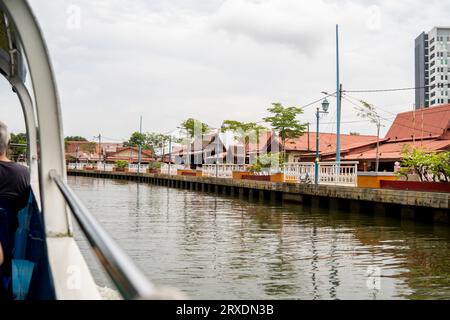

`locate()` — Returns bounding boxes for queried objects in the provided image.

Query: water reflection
[69,176,450,300]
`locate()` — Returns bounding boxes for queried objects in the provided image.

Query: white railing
[283,162,358,186]
[67,162,145,172]
[202,164,249,178]
[67,161,359,187]
[318,162,358,186]
[102,164,115,172]
[283,162,315,183]
[128,164,149,173]
[67,163,86,170]
[161,164,185,175]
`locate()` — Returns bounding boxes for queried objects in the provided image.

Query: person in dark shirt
[0,121,30,301]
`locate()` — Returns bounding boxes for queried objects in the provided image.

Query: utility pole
[138,116,142,175]
[168,135,172,175]
[375,123,380,173]
[307,123,310,152]
[186,129,190,169]
[161,136,165,164]
[336,24,342,165]
[93,133,102,169]
[216,130,220,178]
[413,107,416,144]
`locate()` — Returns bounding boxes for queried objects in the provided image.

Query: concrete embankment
[67,169,450,225]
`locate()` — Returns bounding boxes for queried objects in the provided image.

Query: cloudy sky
[1,0,449,141]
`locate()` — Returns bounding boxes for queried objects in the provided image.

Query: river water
[68,176,450,300]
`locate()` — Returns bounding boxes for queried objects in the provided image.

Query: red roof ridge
[395,104,450,116]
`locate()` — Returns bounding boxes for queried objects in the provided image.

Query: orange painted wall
[357,175,398,188]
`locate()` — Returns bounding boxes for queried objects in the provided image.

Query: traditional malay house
[105,147,155,164]
[341,104,450,171]
[172,134,227,169]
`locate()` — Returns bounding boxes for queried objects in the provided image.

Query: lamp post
[138,116,142,175]
[315,98,330,185]
[76,146,79,168]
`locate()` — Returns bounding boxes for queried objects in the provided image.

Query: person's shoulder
[6,162,30,177]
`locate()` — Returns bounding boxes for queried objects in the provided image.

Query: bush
[398,145,450,182]
[114,160,129,169]
[148,161,162,169]
[247,153,284,174]
[248,163,262,173]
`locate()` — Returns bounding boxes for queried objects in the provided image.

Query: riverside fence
[67,161,359,187]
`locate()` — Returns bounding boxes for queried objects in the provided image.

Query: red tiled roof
[108,146,154,157]
[385,104,450,141]
[247,131,378,153]
[65,141,123,154]
[343,138,450,161]
[284,132,378,153]
[246,131,274,153]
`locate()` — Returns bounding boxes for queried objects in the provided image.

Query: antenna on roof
[413,104,416,145]
[421,110,424,146]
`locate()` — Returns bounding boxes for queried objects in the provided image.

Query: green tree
[124,132,150,150]
[64,136,87,142]
[428,152,450,182]
[398,145,450,182]
[146,133,171,155]
[9,133,27,161]
[64,136,87,151]
[263,103,307,160]
[80,142,97,155]
[355,100,384,172]
[179,118,211,138]
[221,120,267,145]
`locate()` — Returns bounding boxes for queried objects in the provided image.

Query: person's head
[0,121,11,157]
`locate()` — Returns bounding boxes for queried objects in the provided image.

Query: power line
[344,86,421,93]
[342,96,443,136]
[344,94,448,132]
[343,93,409,117]
[301,92,337,110]
[343,84,450,93]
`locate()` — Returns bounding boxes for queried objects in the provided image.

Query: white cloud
[1,0,449,140]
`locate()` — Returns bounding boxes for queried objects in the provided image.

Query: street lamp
[76,146,79,167]
[315,98,330,185]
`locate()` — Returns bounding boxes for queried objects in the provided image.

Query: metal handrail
[49,170,156,300]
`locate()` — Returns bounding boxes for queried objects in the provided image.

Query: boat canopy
[0,0,162,300]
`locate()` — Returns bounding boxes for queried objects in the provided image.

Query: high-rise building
[415,27,450,109]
